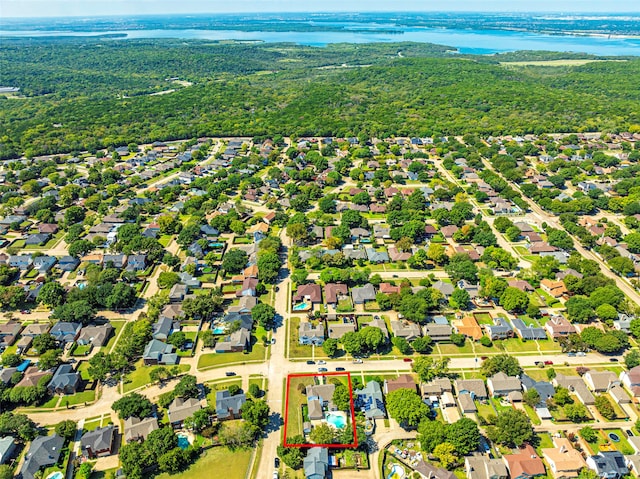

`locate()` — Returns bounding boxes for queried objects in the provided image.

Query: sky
[2,0,639,18]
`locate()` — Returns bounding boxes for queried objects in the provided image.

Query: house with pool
[304,383,350,439]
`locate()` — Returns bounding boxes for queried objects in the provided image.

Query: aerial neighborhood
[1,131,640,479]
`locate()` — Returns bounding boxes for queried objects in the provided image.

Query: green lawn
[63,388,96,406]
[197,344,266,369]
[104,320,126,352]
[285,376,315,439]
[158,235,173,247]
[503,338,538,353]
[287,316,328,359]
[72,344,92,357]
[156,446,253,479]
[438,342,473,355]
[522,404,542,425]
[123,360,191,393]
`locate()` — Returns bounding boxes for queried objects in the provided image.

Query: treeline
[1,40,640,158]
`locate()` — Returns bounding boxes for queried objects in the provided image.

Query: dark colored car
[306,360,316,365]
[225,372,236,377]
[610,358,619,362]
[403,358,413,362]
[335,367,345,372]
[275,458,280,468]
[318,367,328,373]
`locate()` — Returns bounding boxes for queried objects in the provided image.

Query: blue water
[293,302,309,311]
[16,359,31,372]
[46,472,64,479]
[77,282,87,290]
[388,465,405,479]
[212,326,225,334]
[325,412,346,429]
[1,26,639,56]
[177,434,190,449]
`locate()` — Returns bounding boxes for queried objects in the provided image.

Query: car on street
[335,367,345,371]
[577,352,586,357]
[317,360,326,365]
[628,430,635,437]
[610,358,619,362]
[544,360,553,365]
[273,471,279,479]
[567,352,576,357]
[480,356,488,360]
[403,358,413,362]
[306,360,316,365]
[274,458,280,468]
[20,309,31,314]
[271,338,276,345]
[225,372,236,377]
[353,359,363,364]
[318,368,328,372]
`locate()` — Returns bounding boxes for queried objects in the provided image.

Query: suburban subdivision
[0,130,639,479]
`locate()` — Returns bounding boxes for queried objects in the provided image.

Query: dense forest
[1,39,639,158]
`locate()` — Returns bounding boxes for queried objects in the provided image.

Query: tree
[500,287,529,312]
[157,271,180,289]
[184,408,211,432]
[446,417,480,455]
[249,383,261,398]
[1,353,21,368]
[55,419,77,440]
[38,349,61,370]
[252,303,276,330]
[595,395,616,420]
[547,228,574,250]
[0,412,37,441]
[386,388,429,428]
[580,426,598,442]
[158,448,190,474]
[38,281,66,307]
[445,254,478,283]
[68,239,94,258]
[174,375,199,399]
[32,333,57,354]
[0,465,14,479]
[257,251,281,284]
[433,442,457,470]
[341,332,364,356]
[332,384,351,411]
[322,338,338,357]
[412,357,450,383]
[228,384,241,396]
[486,409,533,447]
[418,419,446,453]
[631,319,640,339]
[359,326,385,352]
[450,333,466,346]
[626,350,640,369]
[566,296,596,323]
[51,300,95,325]
[241,399,270,430]
[523,388,540,408]
[554,386,574,406]
[112,393,153,419]
[277,445,304,469]
[412,336,433,354]
[222,248,248,274]
[449,288,470,310]
[595,304,618,322]
[565,403,590,423]
[310,423,335,444]
[426,243,447,265]
[480,354,522,377]
[392,337,412,355]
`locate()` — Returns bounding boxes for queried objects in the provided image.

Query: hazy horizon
[3,0,640,19]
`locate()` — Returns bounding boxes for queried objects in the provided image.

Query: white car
[273,471,279,479]
[317,360,326,365]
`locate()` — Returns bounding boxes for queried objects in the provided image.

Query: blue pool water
[177,434,190,449]
[325,412,346,429]
[46,472,64,479]
[77,282,87,290]
[387,464,405,479]
[212,326,225,334]
[293,302,309,311]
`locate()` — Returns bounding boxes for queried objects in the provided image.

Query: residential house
[352,283,376,304]
[545,316,576,339]
[33,255,57,273]
[19,434,65,479]
[520,375,555,404]
[487,372,522,397]
[57,256,80,271]
[142,339,178,365]
[228,296,258,314]
[16,367,51,388]
[586,452,629,479]
[81,426,116,458]
[215,328,251,353]
[21,323,50,337]
[328,323,356,340]
[293,284,322,304]
[77,323,113,347]
[423,324,453,342]
[433,280,455,298]
[609,384,630,405]
[485,318,514,340]
[304,447,329,479]
[0,437,15,465]
[355,381,386,419]
[216,390,247,420]
[152,316,177,341]
[364,318,389,338]
[453,316,483,341]
[299,322,325,346]
[415,460,457,479]
[583,371,619,392]
[511,319,547,340]
[103,254,127,269]
[620,366,640,397]
[324,283,348,306]
[9,255,32,270]
[458,394,477,414]
[540,279,568,298]
[390,320,422,341]
[388,246,411,262]
[236,277,258,297]
[465,455,509,479]
[553,374,595,405]
[169,283,188,302]
[454,379,488,399]
[366,248,389,264]
[126,254,147,272]
[0,320,22,347]
[25,233,50,246]
[384,374,417,394]
[507,280,535,293]
[503,445,546,479]
[124,416,159,443]
[167,397,203,427]
[542,438,587,479]
[458,280,480,299]
[48,364,81,395]
[49,321,81,343]
[421,378,453,400]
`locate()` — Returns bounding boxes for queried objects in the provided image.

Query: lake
[1,25,639,56]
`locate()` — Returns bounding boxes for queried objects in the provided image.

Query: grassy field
[123,360,191,392]
[285,376,315,439]
[197,343,266,369]
[287,316,329,359]
[156,446,253,479]
[104,320,126,352]
[64,388,97,406]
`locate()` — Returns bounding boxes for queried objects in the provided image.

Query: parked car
[273,471,279,479]
[544,360,553,365]
[318,368,328,373]
[271,338,276,345]
[628,430,635,437]
[274,458,280,468]
[335,367,345,371]
[306,360,316,365]
[403,358,413,362]
[225,372,236,377]
[353,359,363,364]
[610,358,619,362]
[577,351,586,357]
[567,352,576,357]
[20,309,31,314]
[317,360,326,365]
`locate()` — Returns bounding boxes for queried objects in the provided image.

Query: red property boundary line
[283,372,358,449]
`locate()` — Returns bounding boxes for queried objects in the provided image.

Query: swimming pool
[293,302,309,311]
[212,326,226,334]
[77,281,87,290]
[177,433,190,449]
[387,464,405,479]
[46,472,64,479]
[325,412,346,429]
